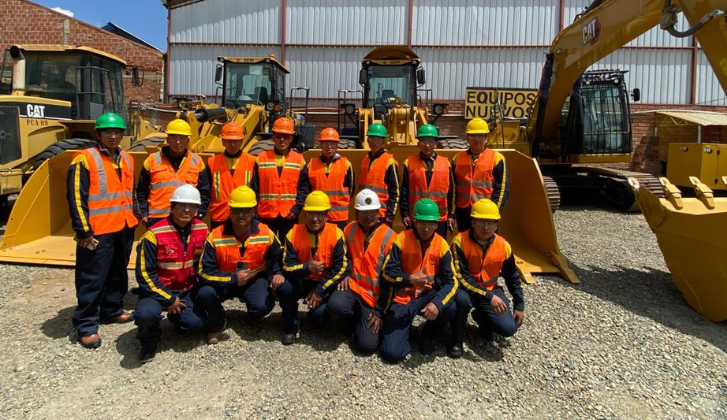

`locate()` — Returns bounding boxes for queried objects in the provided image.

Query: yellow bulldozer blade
[629,176,727,322]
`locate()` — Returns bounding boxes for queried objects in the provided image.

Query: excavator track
[543,176,561,213]
[579,167,665,211]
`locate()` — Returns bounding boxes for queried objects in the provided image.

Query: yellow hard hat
[470,198,500,220]
[466,118,490,134]
[303,190,331,212]
[166,119,192,136]
[229,186,257,208]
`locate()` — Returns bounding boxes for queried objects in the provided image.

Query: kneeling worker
[134,184,209,363]
[380,198,458,362]
[450,198,524,357]
[197,186,284,343]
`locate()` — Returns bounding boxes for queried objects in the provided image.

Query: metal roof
[656,111,727,126]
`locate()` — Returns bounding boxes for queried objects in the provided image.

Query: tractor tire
[248,139,275,157]
[436,138,468,150]
[32,138,97,169]
[129,136,166,152]
[337,138,357,150]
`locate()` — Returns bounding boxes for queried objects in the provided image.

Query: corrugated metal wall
[167,0,725,106]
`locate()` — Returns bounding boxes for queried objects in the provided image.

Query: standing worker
[328,189,396,354]
[196,186,284,344]
[400,124,455,238]
[278,191,350,345]
[206,121,256,229]
[452,118,508,232]
[379,198,458,362]
[358,123,399,226]
[450,198,524,357]
[296,127,354,230]
[134,184,209,363]
[251,117,305,240]
[66,112,137,349]
[137,118,211,228]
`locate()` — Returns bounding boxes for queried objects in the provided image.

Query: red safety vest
[454,148,496,208]
[345,221,396,307]
[209,222,275,278]
[257,150,304,218]
[460,232,507,291]
[208,153,255,222]
[393,230,444,306]
[407,154,450,221]
[308,157,350,222]
[358,152,395,219]
[149,217,207,292]
[290,223,338,281]
[78,147,138,235]
[147,150,203,218]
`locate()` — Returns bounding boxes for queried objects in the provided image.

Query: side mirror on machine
[417,68,426,85]
[215,65,223,84]
[631,88,641,102]
[359,68,367,86]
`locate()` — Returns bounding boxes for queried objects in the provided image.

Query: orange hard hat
[319,127,340,142]
[272,117,295,135]
[221,122,244,140]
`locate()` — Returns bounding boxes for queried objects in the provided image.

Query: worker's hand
[384,218,393,228]
[269,274,285,290]
[142,216,148,224]
[309,259,325,276]
[285,212,297,221]
[409,269,428,286]
[421,302,439,321]
[513,310,524,328]
[490,294,507,315]
[402,216,411,228]
[236,269,250,286]
[77,236,96,250]
[165,296,187,315]
[448,218,456,231]
[307,290,323,310]
[367,312,383,334]
[338,276,351,291]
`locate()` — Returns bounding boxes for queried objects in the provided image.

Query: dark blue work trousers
[380,291,456,362]
[452,287,518,344]
[328,288,380,354]
[134,287,206,350]
[73,226,135,337]
[276,278,331,334]
[195,277,275,333]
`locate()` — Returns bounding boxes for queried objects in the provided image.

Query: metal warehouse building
[164,0,724,107]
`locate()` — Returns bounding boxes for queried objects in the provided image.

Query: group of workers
[66,111,524,364]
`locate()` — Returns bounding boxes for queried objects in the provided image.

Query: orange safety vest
[257,150,304,218]
[454,149,496,208]
[393,230,444,306]
[147,151,203,218]
[150,218,207,292]
[208,153,255,222]
[209,222,275,278]
[308,157,350,222]
[290,222,338,281]
[345,221,396,307]
[78,147,138,235]
[460,232,507,291]
[358,152,395,219]
[407,154,450,221]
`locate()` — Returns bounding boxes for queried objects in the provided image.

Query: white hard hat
[354,189,381,211]
[170,184,201,205]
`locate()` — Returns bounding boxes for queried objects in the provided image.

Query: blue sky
[34,0,168,51]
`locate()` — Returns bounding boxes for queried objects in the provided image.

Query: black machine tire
[543,176,561,213]
[336,138,357,150]
[436,138,468,149]
[129,136,166,152]
[248,139,275,157]
[32,138,97,169]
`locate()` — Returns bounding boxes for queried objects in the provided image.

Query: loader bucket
[629,177,727,322]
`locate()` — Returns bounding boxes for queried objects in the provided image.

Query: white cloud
[51,7,74,17]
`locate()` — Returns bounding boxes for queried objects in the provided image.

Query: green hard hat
[416,124,439,139]
[413,198,440,221]
[94,113,126,131]
[366,122,387,138]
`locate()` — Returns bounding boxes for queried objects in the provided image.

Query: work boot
[207,321,227,345]
[282,333,297,346]
[448,342,464,358]
[419,336,435,355]
[139,346,157,364]
[100,310,135,324]
[79,333,102,349]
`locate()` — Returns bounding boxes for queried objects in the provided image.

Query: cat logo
[26,104,45,118]
[582,17,601,46]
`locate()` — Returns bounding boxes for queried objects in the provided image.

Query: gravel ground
[0,207,725,419]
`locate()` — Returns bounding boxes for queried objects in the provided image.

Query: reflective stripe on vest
[81,147,138,234]
[257,150,303,218]
[309,157,350,222]
[150,218,207,292]
[407,155,450,221]
[394,230,444,306]
[358,152,394,219]
[210,222,274,276]
[345,222,396,307]
[461,232,507,291]
[208,153,255,222]
[290,223,338,281]
[148,151,203,218]
[454,149,496,208]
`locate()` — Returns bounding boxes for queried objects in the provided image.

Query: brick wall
[0,0,165,104]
